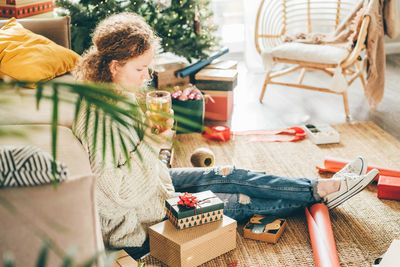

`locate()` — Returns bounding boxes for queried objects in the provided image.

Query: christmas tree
[55,0,219,61]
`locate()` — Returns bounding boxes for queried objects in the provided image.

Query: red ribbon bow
[177,192,198,208]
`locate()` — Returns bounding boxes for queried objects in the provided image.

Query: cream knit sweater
[73,92,175,248]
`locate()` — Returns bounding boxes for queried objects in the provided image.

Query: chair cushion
[263,42,349,65]
[0,18,80,82]
[0,146,68,187]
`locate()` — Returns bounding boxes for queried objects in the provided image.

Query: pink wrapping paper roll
[305,203,340,267]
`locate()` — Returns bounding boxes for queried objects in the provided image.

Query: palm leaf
[0,79,167,178]
[109,121,117,167]
[118,130,131,169]
[3,252,15,267]
[101,113,107,166]
[35,241,50,267]
[72,96,83,131]
[35,83,44,110]
[51,84,59,184]
[91,108,100,162]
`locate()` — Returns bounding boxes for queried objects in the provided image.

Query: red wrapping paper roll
[305,203,340,267]
[316,156,400,180]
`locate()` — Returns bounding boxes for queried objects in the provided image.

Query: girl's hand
[145,108,174,134]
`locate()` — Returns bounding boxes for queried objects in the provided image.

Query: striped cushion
[0,146,68,187]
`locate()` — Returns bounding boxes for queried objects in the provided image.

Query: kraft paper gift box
[201,90,233,121]
[377,176,400,200]
[243,214,287,244]
[152,54,190,89]
[149,215,237,267]
[165,190,224,230]
[112,250,138,267]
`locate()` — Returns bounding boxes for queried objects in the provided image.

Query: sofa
[0,17,104,266]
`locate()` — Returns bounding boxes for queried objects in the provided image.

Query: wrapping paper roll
[305,203,340,267]
[316,156,400,180]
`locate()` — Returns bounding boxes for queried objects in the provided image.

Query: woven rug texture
[143,121,400,267]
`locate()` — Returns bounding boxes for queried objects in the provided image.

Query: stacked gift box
[377,176,400,200]
[149,191,237,267]
[152,53,190,89]
[111,250,139,267]
[0,0,54,18]
[194,62,238,122]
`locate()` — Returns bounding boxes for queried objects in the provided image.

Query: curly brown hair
[73,12,159,83]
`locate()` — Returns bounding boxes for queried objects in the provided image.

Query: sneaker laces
[333,172,362,181]
[336,164,361,175]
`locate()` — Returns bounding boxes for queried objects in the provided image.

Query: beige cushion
[0,125,92,180]
[262,42,349,66]
[0,87,76,128]
[0,175,103,267]
[0,16,71,49]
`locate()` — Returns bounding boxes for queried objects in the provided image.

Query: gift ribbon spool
[202,125,231,142]
[191,147,215,167]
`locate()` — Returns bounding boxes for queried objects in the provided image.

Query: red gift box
[0,1,54,18]
[202,90,233,121]
[377,176,400,200]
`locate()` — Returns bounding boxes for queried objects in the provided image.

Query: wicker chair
[255,0,370,118]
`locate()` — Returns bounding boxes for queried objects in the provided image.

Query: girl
[73,12,378,249]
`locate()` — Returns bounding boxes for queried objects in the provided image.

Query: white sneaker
[324,169,379,209]
[333,156,367,178]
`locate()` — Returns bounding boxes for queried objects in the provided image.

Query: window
[211,0,244,52]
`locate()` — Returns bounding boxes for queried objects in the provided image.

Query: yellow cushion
[0,18,80,82]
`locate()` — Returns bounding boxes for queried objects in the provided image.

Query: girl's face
[110,49,153,88]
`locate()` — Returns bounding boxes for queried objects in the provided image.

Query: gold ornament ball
[190,148,215,167]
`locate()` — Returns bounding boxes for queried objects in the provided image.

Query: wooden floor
[207,53,400,141]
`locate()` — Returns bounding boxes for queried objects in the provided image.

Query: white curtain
[243,0,264,73]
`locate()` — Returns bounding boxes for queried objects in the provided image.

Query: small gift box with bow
[165,191,224,230]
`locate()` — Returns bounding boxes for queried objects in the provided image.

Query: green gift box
[165,190,224,230]
[172,98,204,133]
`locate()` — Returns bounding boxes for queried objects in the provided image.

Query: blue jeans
[169,166,320,222]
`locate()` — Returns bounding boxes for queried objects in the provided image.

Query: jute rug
[143,121,400,266]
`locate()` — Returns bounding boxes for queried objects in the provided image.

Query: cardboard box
[149,215,237,267]
[377,176,400,200]
[112,250,138,267]
[243,214,287,244]
[204,59,238,70]
[194,69,237,91]
[202,90,233,121]
[165,191,224,229]
[153,61,190,89]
